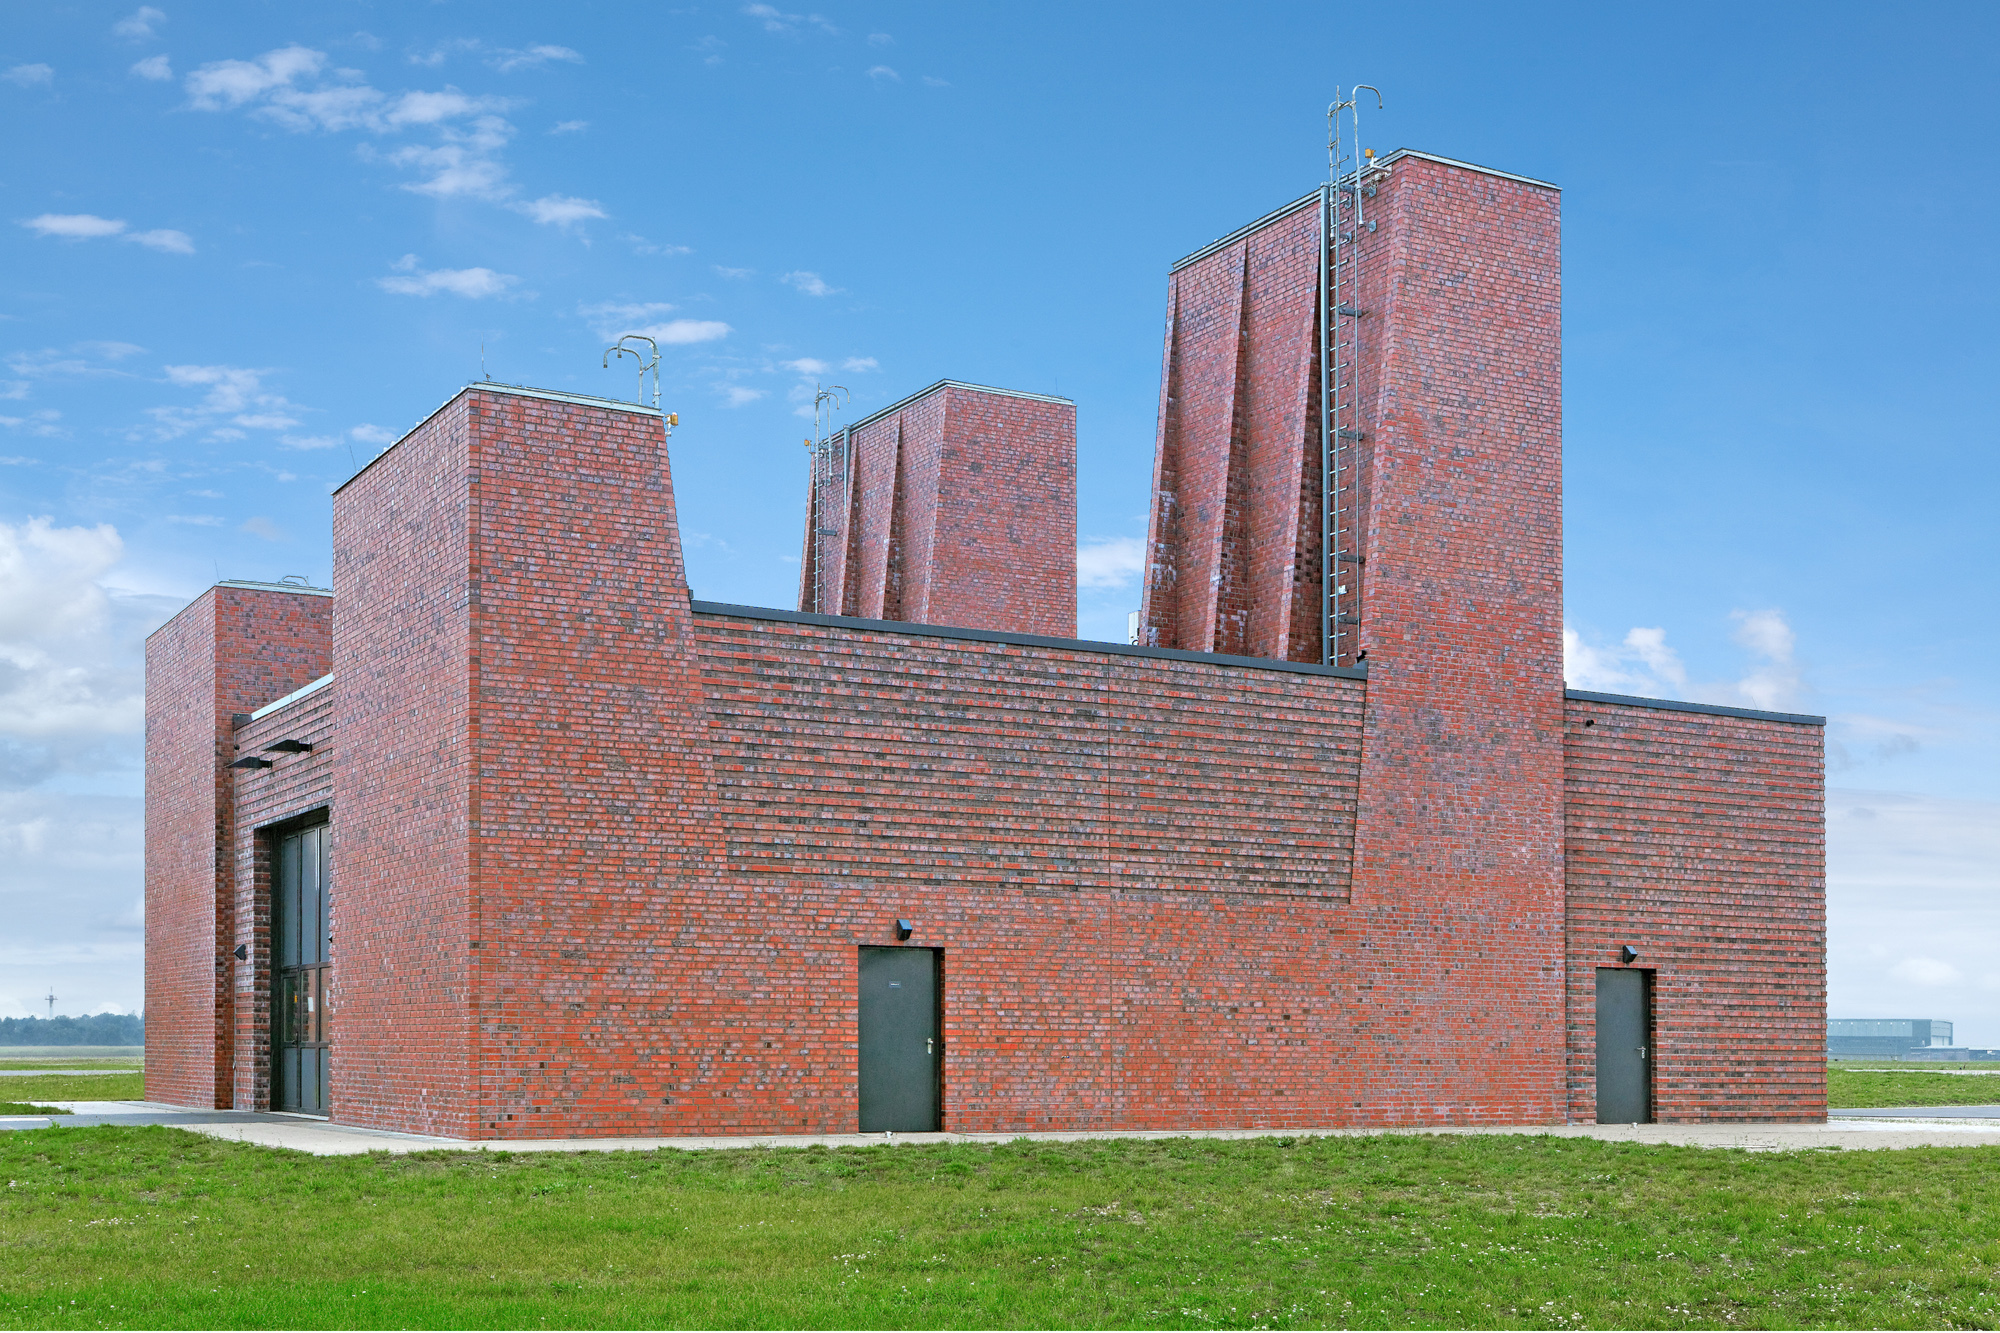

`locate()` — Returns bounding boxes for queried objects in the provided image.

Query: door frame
[264,808,331,1115]
[856,945,943,1132]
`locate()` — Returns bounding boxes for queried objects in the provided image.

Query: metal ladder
[1319,86,1381,667]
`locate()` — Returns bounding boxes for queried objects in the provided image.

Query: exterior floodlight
[1620,945,1639,964]
[229,756,273,770]
[895,919,914,941]
[264,739,313,753]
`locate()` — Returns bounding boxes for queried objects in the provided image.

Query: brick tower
[798,380,1076,637]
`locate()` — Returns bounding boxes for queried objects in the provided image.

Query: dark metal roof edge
[1167,148,1560,274]
[332,382,661,495]
[1564,689,1825,727]
[690,601,1368,679]
[840,379,1075,437]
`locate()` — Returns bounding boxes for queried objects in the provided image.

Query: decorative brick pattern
[800,383,1076,638]
[1564,696,1827,1121]
[144,584,331,1108]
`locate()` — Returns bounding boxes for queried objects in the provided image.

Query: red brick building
[145,150,1825,1137]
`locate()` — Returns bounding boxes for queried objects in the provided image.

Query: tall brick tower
[1142,148,1570,1115]
[799,380,1076,637]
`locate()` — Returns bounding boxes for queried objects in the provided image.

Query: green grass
[0,1072,146,1102]
[1828,1066,2000,1109]
[0,1102,66,1115]
[5,1128,2000,1329]
[0,1058,144,1071]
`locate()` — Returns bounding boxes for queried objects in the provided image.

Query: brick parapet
[1563,696,1827,1121]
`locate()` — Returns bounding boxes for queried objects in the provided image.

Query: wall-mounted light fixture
[895,919,914,941]
[233,944,249,961]
[229,756,273,770]
[1620,944,1640,964]
[264,738,313,753]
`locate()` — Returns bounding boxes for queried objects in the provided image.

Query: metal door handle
[927,1037,935,1055]
[1638,1046,1648,1060]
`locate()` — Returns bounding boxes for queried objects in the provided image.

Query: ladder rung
[1336,429,1366,441]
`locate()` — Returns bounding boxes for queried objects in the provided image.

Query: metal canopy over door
[273,821,331,1115]
[858,947,940,1132]
[1595,967,1653,1124]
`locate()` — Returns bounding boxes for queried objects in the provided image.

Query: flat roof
[1170,147,1560,273]
[840,379,1073,436]
[249,672,334,721]
[333,381,662,494]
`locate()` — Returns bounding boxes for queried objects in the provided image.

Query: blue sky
[2,2,1996,1042]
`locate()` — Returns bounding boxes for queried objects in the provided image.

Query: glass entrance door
[272,821,331,1115]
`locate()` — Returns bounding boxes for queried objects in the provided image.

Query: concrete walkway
[8,1102,2000,1155]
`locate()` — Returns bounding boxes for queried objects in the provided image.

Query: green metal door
[858,947,940,1132]
[273,822,331,1115]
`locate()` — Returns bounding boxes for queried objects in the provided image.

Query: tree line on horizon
[0,1013,144,1045]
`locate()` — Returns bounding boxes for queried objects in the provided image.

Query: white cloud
[164,514,222,526]
[1729,608,1800,712]
[144,363,305,441]
[622,234,692,256]
[113,7,167,39]
[130,55,173,81]
[489,44,583,73]
[713,265,752,279]
[1077,536,1146,590]
[125,228,194,254]
[842,356,879,372]
[280,434,340,451]
[185,45,324,110]
[719,385,766,406]
[579,300,730,346]
[516,193,606,227]
[1563,608,1802,713]
[0,520,175,764]
[3,65,54,88]
[742,4,839,36]
[0,410,64,439]
[1888,957,1964,988]
[550,119,588,134]
[239,517,284,542]
[782,270,840,297]
[783,358,831,375]
[20,214,192,254]
[22,214,127,240]
[867,65,901,82]
[921,76,950,88]
[184,45,592,216]
[867,32,894,46]
[350,423,396,445]
[377,258,519,298]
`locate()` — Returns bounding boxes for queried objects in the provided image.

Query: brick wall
[800,382,1076,638]
[143,583,330,1107]
[1564,693,1827,1121]
[226,679,334,1110]
[332,384,716,1137]
[330,392,477,1135]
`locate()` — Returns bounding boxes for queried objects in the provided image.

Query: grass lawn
[0,1103,66,1115]
[1827,1065,2000,1109]
[0,1059,145,1071]
[5,1128,2000,1329]
[0,1072,146,1102]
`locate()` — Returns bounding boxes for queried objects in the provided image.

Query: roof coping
[249,672,334,721]
[1170,147,1560,273]
[840,379,1073,436]
[215,578,331,598]
[1565,688,1825,727]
